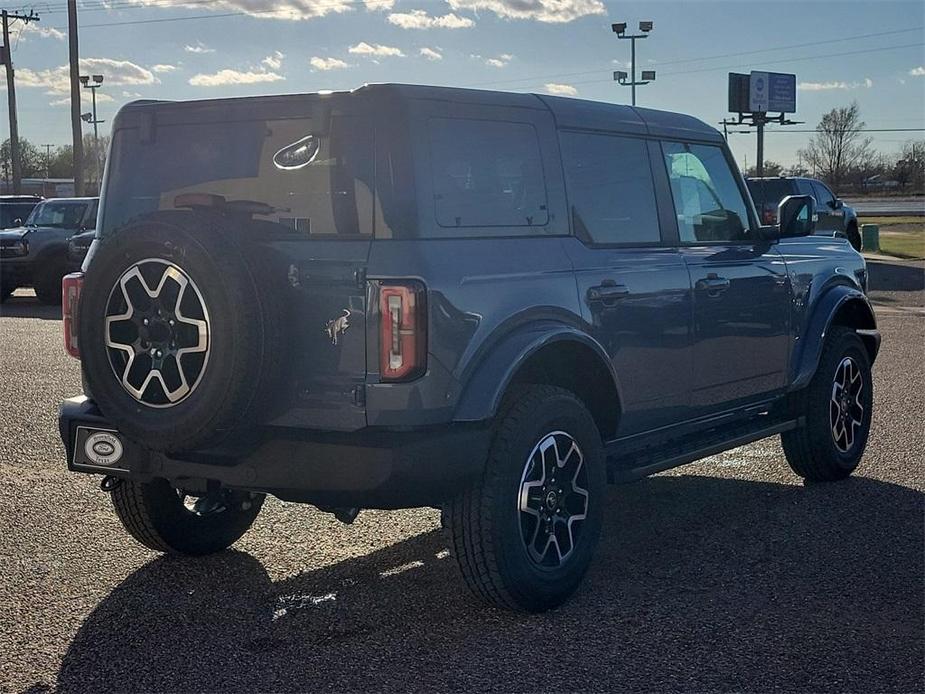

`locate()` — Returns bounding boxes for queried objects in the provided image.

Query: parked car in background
[0,197,98,303]
[0,195,43,229]
[59,85,878,613]
[66,229,95,273]
[746,176,861,251]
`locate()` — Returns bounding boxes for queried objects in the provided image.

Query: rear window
[101,114,374,238]
[427,118,549,234]
[745,178,795,208]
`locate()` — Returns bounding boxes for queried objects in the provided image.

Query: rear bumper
[59,396,490,509]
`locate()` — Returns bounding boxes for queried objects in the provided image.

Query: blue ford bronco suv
[59,85,879,612]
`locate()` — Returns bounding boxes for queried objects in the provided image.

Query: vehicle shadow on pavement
[0,295,60,320]
[56,474,923,693]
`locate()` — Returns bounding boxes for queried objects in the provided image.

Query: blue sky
[4,0,925,168]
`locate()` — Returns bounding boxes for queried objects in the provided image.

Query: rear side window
[560,131,660,245]
[746,178,795,208]
[428,118,549,231]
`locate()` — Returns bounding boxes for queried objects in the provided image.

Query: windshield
[1,203,37,228]
[25,201,89,229]
[101,113,374,239]
[745,179,795,208]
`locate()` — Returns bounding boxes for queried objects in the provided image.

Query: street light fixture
[79,73,105,139]
[611,19,655,106]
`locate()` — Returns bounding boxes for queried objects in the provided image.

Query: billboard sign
[728,73,750,113]
[749,71,796,113]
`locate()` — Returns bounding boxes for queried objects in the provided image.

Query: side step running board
[607,417,803,484]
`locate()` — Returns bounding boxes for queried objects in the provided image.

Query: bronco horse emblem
[325,309,351,345]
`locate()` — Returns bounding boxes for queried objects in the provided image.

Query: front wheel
[782,327,873,481]
[34,259,65,305]
[846,224,862,252]
[111,478,264,555]
[446,385,606,612]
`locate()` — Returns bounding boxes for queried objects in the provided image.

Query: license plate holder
[73,426,130,471]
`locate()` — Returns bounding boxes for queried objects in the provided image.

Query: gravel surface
[0,287,922,693]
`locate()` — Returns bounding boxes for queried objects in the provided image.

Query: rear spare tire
[78,212,281,452]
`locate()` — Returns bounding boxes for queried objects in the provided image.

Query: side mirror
[833,198,844,210]
[778,194,816,238]
[12,218,21,226]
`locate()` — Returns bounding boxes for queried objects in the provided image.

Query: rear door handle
[695,274,731,296]
[588,282,629,303]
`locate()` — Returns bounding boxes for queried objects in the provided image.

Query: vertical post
[2,11,21,194]
[67,0,84,197]
[90,86,98,139]
[756,114,765,178]
[630,36,637,106]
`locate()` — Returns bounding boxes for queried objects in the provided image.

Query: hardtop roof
[114,83,723,143]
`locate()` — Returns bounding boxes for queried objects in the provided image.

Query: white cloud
[484,53,513,68]
[16,58,158,98]
[365,0,395,10]
[122,90,143,98]
[262,51,285,70]
[798,78,873,91]
[189,69,284,86]
[419,47,443,61]
[152,64,178,73]
[49,92,115,107]
[447,0,604,23]
[20,23,66,40]
[310,56,351,71]
[388,10,474,29]
[910,66,925,77]
[544,82,578,96]
[348,41,405,57]
[102,0,357,21]
[185,42,215,54]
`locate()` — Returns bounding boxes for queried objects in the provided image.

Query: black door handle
[588,282,629,303]
[695,274,731,296]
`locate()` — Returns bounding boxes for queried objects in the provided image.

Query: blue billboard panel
[767,72,796,113]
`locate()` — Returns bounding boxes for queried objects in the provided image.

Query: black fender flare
[453,321,621,424]
[790,286,879,391]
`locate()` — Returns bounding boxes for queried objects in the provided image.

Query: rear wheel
[446,385,605,612]
[0,282,14,303]
[782,327,873,481]
[111,478,264,555]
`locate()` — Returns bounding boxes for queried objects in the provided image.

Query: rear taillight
[379,281,426,382]
[62,272,84,359]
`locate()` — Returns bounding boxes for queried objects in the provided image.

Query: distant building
[0,179,76,198]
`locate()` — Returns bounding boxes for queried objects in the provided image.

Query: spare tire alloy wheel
[519,431,590,567]
[105,258,210,408]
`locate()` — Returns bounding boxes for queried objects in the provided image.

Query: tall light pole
[2,9,41,194]
[79,74,104,139]
[611,21,655,106]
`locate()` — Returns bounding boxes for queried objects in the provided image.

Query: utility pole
[611,21,655,106]
[41,143,53,195]
[1,9,40,195]
[67,0,84,197]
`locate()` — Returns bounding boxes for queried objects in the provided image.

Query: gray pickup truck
[58,85,878,612]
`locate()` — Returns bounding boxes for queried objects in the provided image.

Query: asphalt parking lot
[1,261,923,693]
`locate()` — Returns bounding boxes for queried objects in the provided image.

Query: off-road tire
[846,223,862,253]
[78,212,284,452]
[111,478,264,555]
[782,327,873,481]
[34,258,65,305]
[446,385,605,612]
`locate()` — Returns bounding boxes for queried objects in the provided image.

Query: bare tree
[798,102,872,188]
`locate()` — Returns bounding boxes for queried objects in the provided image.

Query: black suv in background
[746,176,861,251]
[58,85,877,612]
[0,197,98,303]
[0,195,42,230]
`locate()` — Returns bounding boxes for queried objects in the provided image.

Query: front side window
[811,180,835,208]
[560,131,660,245]
[428,118,548,231]
[662,142,751,243]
